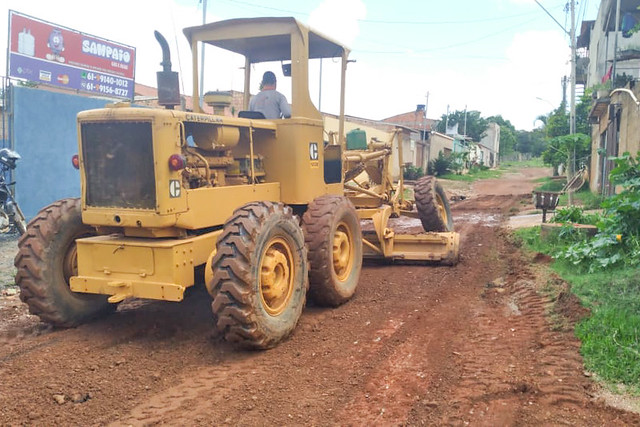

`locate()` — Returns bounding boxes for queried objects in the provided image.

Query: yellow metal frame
[362,229,459,262]
[345,125,460,264]
[70,231,221,303]
[71,18,355,303]
[70,17,459,305]
[356,205,459,263]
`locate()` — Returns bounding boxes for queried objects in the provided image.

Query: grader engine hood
[76,107,280,233]
[77,108,188,230]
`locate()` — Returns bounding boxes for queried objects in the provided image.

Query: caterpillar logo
[309,142,318,160]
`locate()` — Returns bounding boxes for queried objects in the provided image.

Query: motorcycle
[0,148,27,235]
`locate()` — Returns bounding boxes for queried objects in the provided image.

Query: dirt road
[1,167,638,425]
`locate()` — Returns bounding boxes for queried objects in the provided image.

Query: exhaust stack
[154,31,180,109]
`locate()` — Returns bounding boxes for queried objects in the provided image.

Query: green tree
[539,94,592,173]
[542,133,591,173]
[516,128,546,156]
[436,110,488,141]
[545,101,569,138]
[576,92,592,135]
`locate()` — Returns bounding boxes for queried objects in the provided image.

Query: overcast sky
[1,0,599,130]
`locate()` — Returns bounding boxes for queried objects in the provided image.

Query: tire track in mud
[107,228,494,426]
[332,219,503,425]
[107,270,453,425]
[407,223,639,426]
[110,363,250,426]
[3,176,640,425]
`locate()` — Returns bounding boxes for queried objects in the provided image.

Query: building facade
[581,0,640,194]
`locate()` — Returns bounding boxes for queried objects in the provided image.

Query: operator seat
[238,111,266,119]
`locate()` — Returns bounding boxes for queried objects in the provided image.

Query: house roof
[381,110,437,131]
[322,111,419,134]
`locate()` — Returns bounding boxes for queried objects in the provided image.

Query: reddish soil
[1,166,639,425]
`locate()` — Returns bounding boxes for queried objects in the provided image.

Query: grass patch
[558,187,604,209]
[514,227,640,392]
[534,177,566,192]
[500,157,545,169]
[440,168,502,182]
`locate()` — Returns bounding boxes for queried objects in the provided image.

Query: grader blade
[362,229,459,264]
[357,205,460,264]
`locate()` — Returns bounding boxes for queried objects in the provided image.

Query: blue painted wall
[11,86,111,219]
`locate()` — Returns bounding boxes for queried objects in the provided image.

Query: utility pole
[463,104,468,136]
[424,92,430,170]
[613,0,622,86]
[445,104,450,134]
[422,92,430,139]
[568,0,576,205]
[535,0,576,204]
[199,0,207,109]
[318,59,323,112]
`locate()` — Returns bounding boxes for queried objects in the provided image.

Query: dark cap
[262,71,276,85]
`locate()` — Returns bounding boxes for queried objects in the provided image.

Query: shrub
[553,206,599,225]
[429,152,453,176]
[556,152,640,271]
[403,164,424,180]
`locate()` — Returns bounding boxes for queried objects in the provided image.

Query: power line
[355,16,541,54]
[222,0,564,25]
[359,11,547,25]
[534,0,569,34]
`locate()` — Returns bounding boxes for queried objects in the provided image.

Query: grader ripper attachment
[15,17,459,350]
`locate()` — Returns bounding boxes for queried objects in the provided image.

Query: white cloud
[1,1,572,131]
[480,30,570,128]
[308,0,366,47]
[337,29,571,130]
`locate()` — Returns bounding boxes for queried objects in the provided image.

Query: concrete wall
[11,86,112,219]
[428,132,454,159]
[590,84,640,193]
[481,122,501,159]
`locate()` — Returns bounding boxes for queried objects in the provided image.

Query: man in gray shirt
[249,71,291,119]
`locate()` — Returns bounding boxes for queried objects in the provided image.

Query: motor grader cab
[15,17,458,349]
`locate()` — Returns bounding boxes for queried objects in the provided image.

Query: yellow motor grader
[15,17,459,349]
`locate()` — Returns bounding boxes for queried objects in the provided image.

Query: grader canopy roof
[183,17,349,63]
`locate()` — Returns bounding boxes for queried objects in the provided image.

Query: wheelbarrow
[532,165,587,223]
[532,191,560,223]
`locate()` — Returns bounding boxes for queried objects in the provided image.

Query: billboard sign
[8,10,136,100]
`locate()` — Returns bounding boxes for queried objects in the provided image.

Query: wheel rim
[260,237,295,316]
[435,193,449,225]
[62,241,79,283]
[333,221,354,281]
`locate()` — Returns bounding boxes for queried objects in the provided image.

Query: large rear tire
[415,176,454,232]
[14,198,115,327]
[208,202,308,350]
[302,195,362,307]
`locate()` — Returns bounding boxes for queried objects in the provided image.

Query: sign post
[7,10,136,100]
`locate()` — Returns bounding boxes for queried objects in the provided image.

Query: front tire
[14,198,115,327]
[302,195,363,307]
[415,176,454,232]
[209,202,308,349]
